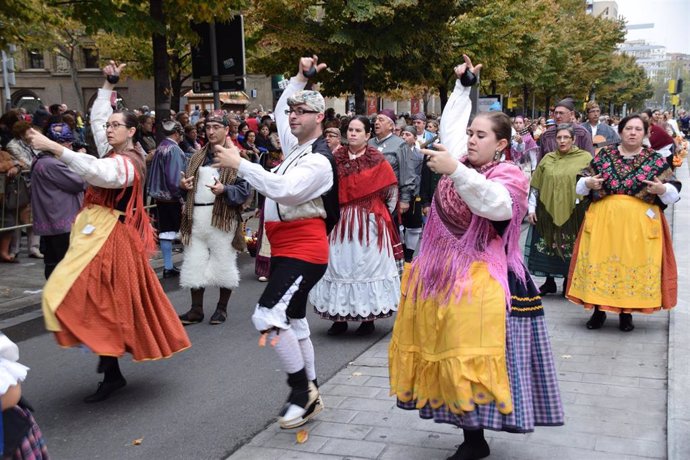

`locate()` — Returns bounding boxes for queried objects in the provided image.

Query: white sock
[270,328,303,374]
[299,338,316,381]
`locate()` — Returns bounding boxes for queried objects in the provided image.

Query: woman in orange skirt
[27,62,190,402]
[567,114,680,332]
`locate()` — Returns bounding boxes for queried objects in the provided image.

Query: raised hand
[421,144,459,176]
[298,55,328,80]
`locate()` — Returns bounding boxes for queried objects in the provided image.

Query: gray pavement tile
[364,426,460,450]
[637,377,667,389]
[311,420,373,440]
[325,384,383,399]
[573,393,666,415]
[378,444,454,460]
[338,397,396,412]
[581,373,640,387]
[564,415,665,442]
[347,365,389,377]
[488,438,655,460]
[327,373,371,387]
[362,376,390,389]
[594,434,665,458]
[351,356,388,368]
[313,408,359,424]
[228,446,344,459]
[318,438,386,458]
[260,431,330,453]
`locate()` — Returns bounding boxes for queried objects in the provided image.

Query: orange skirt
[54,221,190,361]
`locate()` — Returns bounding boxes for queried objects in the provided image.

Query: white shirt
[439,79,513,221]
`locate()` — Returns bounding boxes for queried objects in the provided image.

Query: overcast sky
[617,0,689,54]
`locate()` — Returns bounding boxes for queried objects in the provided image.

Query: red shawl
[332,145,398,251]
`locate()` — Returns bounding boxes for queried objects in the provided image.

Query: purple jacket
[147,137,186,201]
[30,153,86,236]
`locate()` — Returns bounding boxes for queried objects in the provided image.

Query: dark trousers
[41,233,70,279]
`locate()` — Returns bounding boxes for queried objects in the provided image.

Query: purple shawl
[414,161,529,307]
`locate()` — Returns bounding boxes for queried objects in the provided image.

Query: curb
[667,160,690,460]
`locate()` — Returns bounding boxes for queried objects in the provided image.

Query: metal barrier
[0,171,33,232]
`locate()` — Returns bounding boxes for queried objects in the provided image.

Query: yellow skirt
[567,195,663,312]
[389,261,512,415]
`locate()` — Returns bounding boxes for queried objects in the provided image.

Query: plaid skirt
[396,269,564,433]
[5,407,49,459]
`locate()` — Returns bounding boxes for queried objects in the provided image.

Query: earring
[493,150,502,161]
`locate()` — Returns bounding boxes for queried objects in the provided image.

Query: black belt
[194,202,215,206]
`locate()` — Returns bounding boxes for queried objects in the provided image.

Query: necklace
[348,145,366,158]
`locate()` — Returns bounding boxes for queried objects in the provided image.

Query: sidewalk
[229,164,690,460]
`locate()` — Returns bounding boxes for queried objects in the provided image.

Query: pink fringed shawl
[414,160,529,307]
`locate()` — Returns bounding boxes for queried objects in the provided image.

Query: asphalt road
[5,252,394,460]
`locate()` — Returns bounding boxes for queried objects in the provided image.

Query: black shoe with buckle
[83,378,127,403]
[163,266,181,279]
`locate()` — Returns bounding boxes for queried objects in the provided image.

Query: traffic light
[671,95,680,106]
[668,80,677,94]
[678,79,684,94]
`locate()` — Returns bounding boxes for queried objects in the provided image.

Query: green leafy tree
[246,0,468,114]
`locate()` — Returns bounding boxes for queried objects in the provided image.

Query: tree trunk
[150,0,171,143]
[522,84,529,116]
[353,58,365,115]
[422,88,430,114]
[170,50,182,113]
[544,94,551,118]
[61,45,85,112]
[438,84,448,111]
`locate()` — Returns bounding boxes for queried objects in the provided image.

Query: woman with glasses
[525,124,592,297]
[26,61,190,403]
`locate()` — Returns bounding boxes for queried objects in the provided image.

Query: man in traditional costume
[213,55,339,430]
[177,111,250,325]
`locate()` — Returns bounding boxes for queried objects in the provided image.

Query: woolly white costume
[180,166,241,289]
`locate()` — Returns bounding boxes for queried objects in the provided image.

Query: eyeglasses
[285,108,319,116]
[103,122,128,130]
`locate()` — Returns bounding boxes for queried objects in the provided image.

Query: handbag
[4,175,30,211]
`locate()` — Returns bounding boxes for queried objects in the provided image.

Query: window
[27,49,44,69]
[82,48,99,69]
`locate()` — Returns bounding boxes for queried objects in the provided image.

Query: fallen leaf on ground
[296,430,308,444]
[352,372,362,377]
[561,355,572,359]
[132,438,144,446]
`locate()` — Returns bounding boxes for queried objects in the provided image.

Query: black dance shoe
[538,277,557,296]
[179,308,204,325]
[327,321,348,336]
[447,440,490,460]
[83,378,127,403]
[586,309,607,329]
[619,313,635,332]
[355,321,375,336]
[163,266,181,279]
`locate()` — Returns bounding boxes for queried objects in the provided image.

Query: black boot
[561,276,568,298]
[327,321,348,336]
[279,368,319,429]
[586,307,607,329]
[619,313,635,332]
[179,305,204,325]
[355,321,375,336]
[85,357,127,403]
[538,276,557,295]
[447,429,490,460]
[209,304,227,325]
